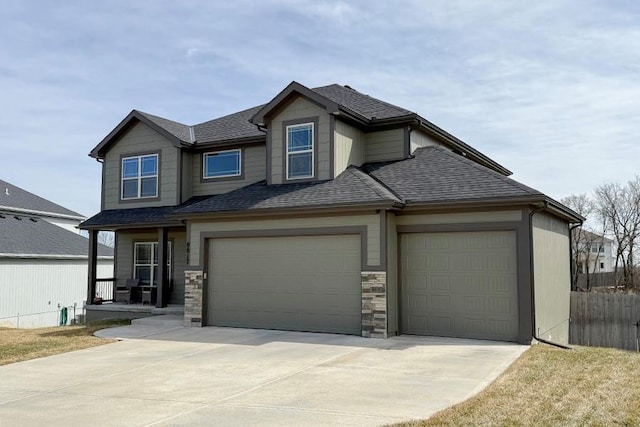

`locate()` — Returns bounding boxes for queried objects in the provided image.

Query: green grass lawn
[0,319,129,366]
[396,344,640,426]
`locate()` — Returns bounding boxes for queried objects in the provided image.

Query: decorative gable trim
[250,81,340,126]
[90,110,189,159]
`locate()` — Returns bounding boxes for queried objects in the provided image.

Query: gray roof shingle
[0,179,83,218]
[312,84,413,120]
[169,167,401,215]
[80,205,185,229]
[128,84,416,146]
[137,111,194,143]
[362,146,542,204]
[193,105,266,144]
[0,214,112,257]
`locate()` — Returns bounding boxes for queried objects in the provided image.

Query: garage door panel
[401,231,519,341]
[208,235,361,335]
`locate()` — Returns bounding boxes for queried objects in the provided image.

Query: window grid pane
[134,242,172,287]
[287,123,313,179]
[140,156,157,176]
[288,152,313,178]
[121,154,158,199]
[287,125,313,152]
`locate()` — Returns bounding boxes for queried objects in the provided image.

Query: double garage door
[401,231,519,342]
[207,234,361,335]
[205,230,519,342]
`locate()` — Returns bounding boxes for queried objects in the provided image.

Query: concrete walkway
[0,316,527,426]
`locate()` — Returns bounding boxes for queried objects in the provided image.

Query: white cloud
[0,0,638,216]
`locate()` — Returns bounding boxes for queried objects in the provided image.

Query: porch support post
[156,227,169,308]
[87,229,98,305]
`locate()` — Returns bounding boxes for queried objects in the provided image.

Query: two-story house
[81,81,582,345]
[573,230,615,274]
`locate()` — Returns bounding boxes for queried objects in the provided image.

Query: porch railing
[94,278,116,303]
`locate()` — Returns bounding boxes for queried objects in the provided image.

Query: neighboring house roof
[361,146,542,205]
[0,178,84,219]
[0,213,112,258]
[576,229,614,244]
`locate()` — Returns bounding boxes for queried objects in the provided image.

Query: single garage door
[401,231,519,341]
[207,234,361,335]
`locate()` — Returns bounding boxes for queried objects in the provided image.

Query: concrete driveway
[0,316,527,426]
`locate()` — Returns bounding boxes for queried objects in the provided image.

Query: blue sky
[1,0,638,217]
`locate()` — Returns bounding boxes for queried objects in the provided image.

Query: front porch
[85,301,184,323]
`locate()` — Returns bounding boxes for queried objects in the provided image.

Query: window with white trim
[203,149,241,178]
[134,242,172,286]
[286,123,314,179]
[122,154,158,199]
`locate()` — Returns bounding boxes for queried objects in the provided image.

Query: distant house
[0,179,113,327]
[573,230,615,274]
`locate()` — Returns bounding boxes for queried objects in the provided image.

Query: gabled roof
[362,146,543,205]
[172,167,402,215]
[250,81,417,126]
[0,213,112,258]
[89,81,509,174]
[0,178,84,219]
[250,82,510,175]
[90,110,194,158]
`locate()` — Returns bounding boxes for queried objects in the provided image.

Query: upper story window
[203,149,241,179]
[286,123,314,180]
[122,154,158,200]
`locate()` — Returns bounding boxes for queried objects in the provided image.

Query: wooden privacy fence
[570,291,640,351]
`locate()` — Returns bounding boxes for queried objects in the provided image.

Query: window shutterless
[286,123,313,179]
[203,149,241,179]
[133,242,172,286]
[121,154,158,199]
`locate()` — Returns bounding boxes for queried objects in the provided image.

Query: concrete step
[132,314,184,327]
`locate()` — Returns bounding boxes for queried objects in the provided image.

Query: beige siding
[410,129,445,154]
[189,213,380,268]
[334,120,365,177]
[181,151,193,202]
[532,212,570,345]
[396,210,522,226]
[364,128,405,163]
[269,96,331,184]
[386,212,398,336]
[103,122,179,209]
[191,145,266,196]
[115,229,186,305]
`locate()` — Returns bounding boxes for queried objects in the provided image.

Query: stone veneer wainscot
[361,271,387,338]
[184,270,204,327]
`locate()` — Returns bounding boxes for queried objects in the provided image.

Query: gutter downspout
[568,222,583,291]
[529,201,572,350]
